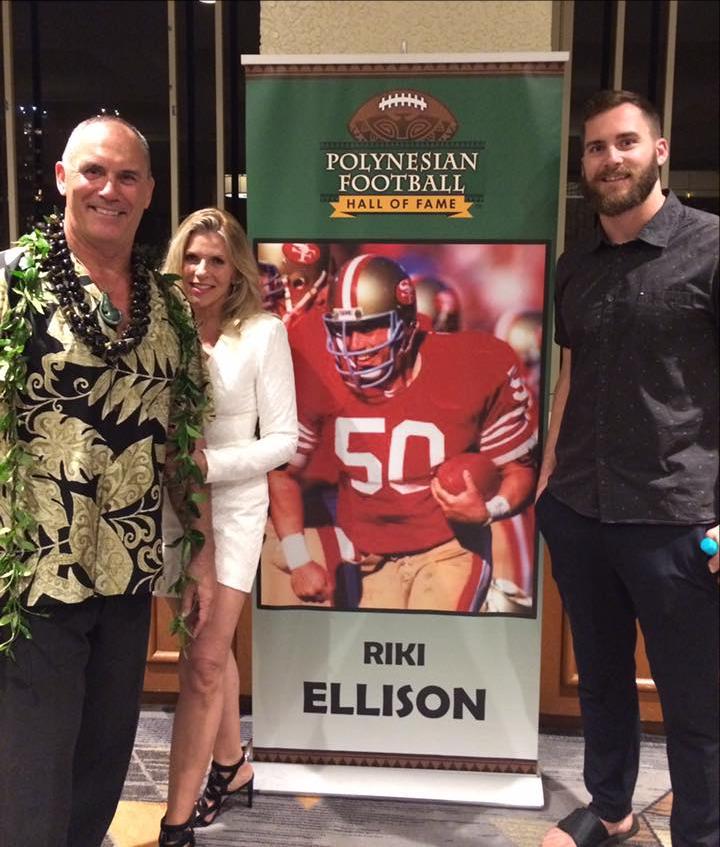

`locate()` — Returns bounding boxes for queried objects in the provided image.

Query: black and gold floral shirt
[0,247,207,607]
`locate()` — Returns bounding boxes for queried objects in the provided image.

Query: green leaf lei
[0,221,210,655]
[158,275,212,644]
[0,228,50,656]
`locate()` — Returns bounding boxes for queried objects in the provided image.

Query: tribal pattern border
[252,747,538,774]
[245,61,565,80]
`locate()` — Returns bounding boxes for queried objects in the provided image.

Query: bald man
[0,116,214,847]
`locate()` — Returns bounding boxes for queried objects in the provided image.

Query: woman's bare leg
[207,654,253,790]
[164,586,247,825]
[213,654,243,761]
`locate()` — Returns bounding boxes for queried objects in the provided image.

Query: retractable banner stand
[244,53,566,807]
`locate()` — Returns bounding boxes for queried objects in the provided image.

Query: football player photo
[257,241,548,617]
[257,241,332,328]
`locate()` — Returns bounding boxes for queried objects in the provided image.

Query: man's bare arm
[430,457,536,524]
[536,347,572,501]
[268,467,333,602]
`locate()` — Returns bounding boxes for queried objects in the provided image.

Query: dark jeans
[536,491,719,847]
[0,593,152,847]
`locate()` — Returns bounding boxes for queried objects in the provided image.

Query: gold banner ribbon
[330,194,473,219]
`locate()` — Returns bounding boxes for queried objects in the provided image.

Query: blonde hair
[163,207,263,333]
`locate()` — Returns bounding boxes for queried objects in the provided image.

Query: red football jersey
[287,309,340,485]
[294,331,537,555]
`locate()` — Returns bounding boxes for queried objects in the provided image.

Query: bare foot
[541,828,576,847]
[541,812,635,846]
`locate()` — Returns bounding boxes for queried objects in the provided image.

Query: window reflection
[669,0,719,214]
[176,0,217,219]
[11,0,170,257]
[622,0,669,109]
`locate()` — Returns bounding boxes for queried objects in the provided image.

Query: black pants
[0,594,152,847]
[536,492,719,847]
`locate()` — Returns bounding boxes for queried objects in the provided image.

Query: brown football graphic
[348,89,458,142]
[435,452,501,498]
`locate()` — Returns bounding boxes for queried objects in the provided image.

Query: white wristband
[486,495,511,522]
[281,533,312,571]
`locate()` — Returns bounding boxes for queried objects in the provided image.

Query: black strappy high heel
[158,813,195,846]
[194,753,254,827]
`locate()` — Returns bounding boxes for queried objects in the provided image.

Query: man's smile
[597,170,632,184]
[89,205,124,216]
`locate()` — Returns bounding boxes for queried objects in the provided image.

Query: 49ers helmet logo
[395,278,415,306]
[282,242,322,265]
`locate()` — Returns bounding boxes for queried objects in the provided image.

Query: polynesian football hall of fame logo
[324,89,484,219]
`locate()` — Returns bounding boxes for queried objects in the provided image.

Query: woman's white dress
[159,312,297,593]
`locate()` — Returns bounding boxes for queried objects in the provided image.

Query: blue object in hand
[700,537,719,556]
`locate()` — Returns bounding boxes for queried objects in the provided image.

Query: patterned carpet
[104,708,672,846]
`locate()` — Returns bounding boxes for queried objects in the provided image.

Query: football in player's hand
[435,452,501,498]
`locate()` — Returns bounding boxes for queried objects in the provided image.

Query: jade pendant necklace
[99,291,122,327]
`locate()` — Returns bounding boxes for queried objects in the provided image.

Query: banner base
[253,762,544,807]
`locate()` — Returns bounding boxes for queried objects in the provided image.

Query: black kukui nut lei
[42,215,151,362]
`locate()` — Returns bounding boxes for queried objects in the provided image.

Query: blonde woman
[158,209,297,846]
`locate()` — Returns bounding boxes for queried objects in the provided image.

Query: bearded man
[536,90,718,847]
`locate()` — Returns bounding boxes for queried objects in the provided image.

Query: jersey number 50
[335,417,445,496]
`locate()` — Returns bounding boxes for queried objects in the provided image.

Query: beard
[581,158,660,217]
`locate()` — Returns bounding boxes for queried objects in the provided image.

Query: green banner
[246,55,565,807]
[248,68,562,241]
